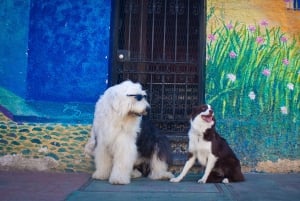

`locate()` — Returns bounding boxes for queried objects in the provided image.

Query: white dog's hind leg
[84,128,97,157]
[148,151,174,180]
[84,139,96,158]
[109,137,138,185]
[170,155,196,182]
[131,169,142,178]
[92,145,112,180]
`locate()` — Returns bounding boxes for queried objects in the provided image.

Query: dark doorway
[109,0,206,138]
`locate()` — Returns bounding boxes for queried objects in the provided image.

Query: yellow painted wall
[208,0,300,39]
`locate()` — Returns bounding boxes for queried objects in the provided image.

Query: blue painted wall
[0,0,30,98]
[0,0,111,103]
[27,0,111,102]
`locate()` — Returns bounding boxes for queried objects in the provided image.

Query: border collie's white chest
[188,130,212,166]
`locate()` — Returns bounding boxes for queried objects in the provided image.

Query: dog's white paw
[149,171,175,180]
[165,172,175,179]
[131,169,142,178]
[92,171,109,180]
[109,176,130,185]
[170,177,181,183]
[197,178,206,183]
[222,178,229,183]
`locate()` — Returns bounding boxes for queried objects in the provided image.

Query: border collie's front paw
[197,178,206,183]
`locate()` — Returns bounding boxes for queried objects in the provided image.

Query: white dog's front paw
[197,178,207,183]
[92,170,109,180]
[170,177,181,183]
[109,175,130,185]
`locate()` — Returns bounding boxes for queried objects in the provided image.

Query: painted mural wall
[206,0,299,171]
[0,0,111,103]
[27,0,111,102]
[0,0,30,98]
[0,0,299,173]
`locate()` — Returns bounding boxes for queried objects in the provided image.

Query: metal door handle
[117,50,130,61]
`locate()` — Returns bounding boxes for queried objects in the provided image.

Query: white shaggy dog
[84,80,173,184]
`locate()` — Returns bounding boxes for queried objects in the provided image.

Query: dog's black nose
[209,109,213,115]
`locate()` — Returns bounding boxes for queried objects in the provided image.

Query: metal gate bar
[111,0,205,135]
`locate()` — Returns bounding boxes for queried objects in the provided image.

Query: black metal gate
[109,0,206,137]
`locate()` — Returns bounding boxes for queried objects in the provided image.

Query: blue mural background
[0,0,30,98]
[27,0,111,102]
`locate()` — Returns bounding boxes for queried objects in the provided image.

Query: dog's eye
[200,105,207,111]
[127,94,147,101]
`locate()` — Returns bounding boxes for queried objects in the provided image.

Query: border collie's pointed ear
[189,106,200,120]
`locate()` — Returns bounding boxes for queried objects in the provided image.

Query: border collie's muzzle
[201,106,214,123]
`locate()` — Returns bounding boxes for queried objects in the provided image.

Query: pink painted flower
[227,73,236,82]
[280,106,288,115]
[280,36,288,43]
[282,58,289,65]
[285,0,293,9]
[229,51,237,58]
[260,19,269,27]
[262,69,271,77]
[208,34,216,42]
[248,25,256,32]
[226,23,233,30]
[256,36,265,45]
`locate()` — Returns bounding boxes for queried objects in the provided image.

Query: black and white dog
[134,116,174,180]
[170,104,244,183]
[84,80,173,184]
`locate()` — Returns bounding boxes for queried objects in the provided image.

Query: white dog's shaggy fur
[84,80,173,184]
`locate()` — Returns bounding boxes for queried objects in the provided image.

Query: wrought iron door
[109,0,206,137]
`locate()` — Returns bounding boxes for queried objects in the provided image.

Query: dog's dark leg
[228,166,245,182]
[170,153,196,182]
[218,160,245,183]
[206,171,226,183]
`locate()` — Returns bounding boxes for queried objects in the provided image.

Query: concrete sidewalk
[0,171,90,201]
[0,171,299,201]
